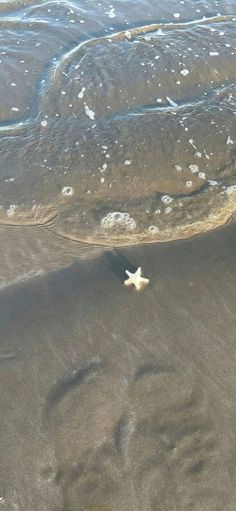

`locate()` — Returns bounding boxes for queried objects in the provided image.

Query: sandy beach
[1,0,236,508]
[1,221,236,510]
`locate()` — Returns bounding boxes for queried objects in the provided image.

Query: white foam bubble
[189,164,199,173]
[198,171,206,180]
[78,87,86,99]
[61,186,74,197]
[161,195,173,204]
[186,181,192,187]
[101,212,136,231]
[84,105,95,120]
[174,164,182,172]
[226,185,236,194]
[227,136,234,145]
[106,7,116,18]
[180,69,189,76]
[7,204,18,217]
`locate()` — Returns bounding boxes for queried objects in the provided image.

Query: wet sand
[1,222,236,510]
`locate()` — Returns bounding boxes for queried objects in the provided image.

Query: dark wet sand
[1,222,236,510]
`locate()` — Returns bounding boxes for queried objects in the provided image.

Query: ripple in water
[0,1,236,246]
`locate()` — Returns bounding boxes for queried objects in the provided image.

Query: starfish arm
[135,278,149,290]
[141,277,150,285]
[124,277,132,286]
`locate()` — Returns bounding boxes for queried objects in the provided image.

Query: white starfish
[124,267,149,291]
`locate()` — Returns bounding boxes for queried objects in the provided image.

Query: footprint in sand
[42,362,231,511]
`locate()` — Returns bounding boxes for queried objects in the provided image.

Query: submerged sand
[0,221,236,510]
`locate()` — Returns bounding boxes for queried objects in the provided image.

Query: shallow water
[0,0,236,245]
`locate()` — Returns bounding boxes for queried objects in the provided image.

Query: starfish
[124,267,149,291]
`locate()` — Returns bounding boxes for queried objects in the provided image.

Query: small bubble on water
[161,195,173,204]
[78,87,86,99]
[180,69,189,76]
[226,136,234,145]
[189,164,199,173]
[84,104,95,120]
[7,204,18,217]
[174,164,182,172]
[101,211,136,230]
[61,186,74,197]
[106,7,116,18]
[198,171,206,179]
